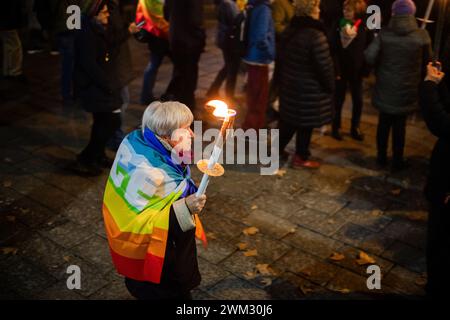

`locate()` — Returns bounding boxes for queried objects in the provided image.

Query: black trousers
[165,50,202,109]
[206,46,240,100]
[79,112,121,164]
[279,121,313,159]
[426,200,450,298]
[376,112,407,162]
[333,76,363,130]
[125,278,193,300]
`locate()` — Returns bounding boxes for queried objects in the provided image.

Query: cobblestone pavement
[0,25,434,300]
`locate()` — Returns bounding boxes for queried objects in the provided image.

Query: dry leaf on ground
[391,188,402,196]
[206,232,217,240]
[356,251,376,265]
[250,205,258,210]
[329,252,345,261]
[236,242,248,251]
[243,249,258,257]
[275,169,286,177]
[371,209,383,217]
[243,226,259,236]
[260,278,272,287]
[255,263,272,275]
[299,284,314,295]
[1,247,18,255]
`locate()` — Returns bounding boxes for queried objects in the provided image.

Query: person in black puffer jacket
[72,0,123,176]
[278,0,335,169]
[364,0,431,171]
[419,62,450,299]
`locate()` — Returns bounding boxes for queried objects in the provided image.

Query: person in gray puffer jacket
[364,0,431,171]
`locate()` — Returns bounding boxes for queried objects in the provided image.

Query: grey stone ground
[0,24,435,300]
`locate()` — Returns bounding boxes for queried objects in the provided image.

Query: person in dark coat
[162,0,206,110]
[0,1,26,80]
[72,0,123,176]
[205,0,240,103]
[278,0,335,169]
[364,0,431,171]
[419,62,450,299]
[331,0,373,141]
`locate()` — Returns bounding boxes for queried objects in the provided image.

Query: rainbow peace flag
[135,0,169,38]
[103,129,206,283]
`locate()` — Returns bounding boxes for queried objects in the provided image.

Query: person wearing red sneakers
[278,0,335,169]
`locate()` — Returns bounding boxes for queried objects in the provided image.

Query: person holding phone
[420,62,450,298]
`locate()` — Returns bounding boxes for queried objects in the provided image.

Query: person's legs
[243,64,269,130]
[0,30,23,77]
[296,128,313,160]
[278,120,297,153]
[332,78,347,139]
[224,49,240,101]
[391,114,407,169]
[183,51,202,109]
[376,112,392,166]
[141,49,165,104]
[206,48,228,98]
[349,77,364,141]
[57,32,75,103]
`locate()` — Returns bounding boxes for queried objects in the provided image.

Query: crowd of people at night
[1,0,449,300]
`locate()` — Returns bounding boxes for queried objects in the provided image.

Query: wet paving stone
[381,241,426,274]
[207,275,271,300]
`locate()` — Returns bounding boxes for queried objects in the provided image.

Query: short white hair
[141,101,194,137]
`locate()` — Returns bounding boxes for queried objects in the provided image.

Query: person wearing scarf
[103,101,207,300]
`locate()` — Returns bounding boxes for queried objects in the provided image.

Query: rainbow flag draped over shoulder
[103,129,206,283]
[136,0,169,38]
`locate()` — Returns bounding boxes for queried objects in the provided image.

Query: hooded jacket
[365,15,432,115]
[243,0,276,65]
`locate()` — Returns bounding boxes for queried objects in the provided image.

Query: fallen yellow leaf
[260,278,272,287]
[236,242,248,251]
[250,205,258,210]
[243,226,259,236]
[245,271,256,279]
[371,209,383,217]
[206,232,217,240]
[356,251,376,265]
[275,169,286,177]
[329,252,345,261]
[255,263,272,275]
[1,247,18,255]
[243,249,258,257]
[63,256,71,262]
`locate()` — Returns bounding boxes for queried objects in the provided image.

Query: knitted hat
[294,0,320,17]
[82,0,109,17]
[391,0,416,16]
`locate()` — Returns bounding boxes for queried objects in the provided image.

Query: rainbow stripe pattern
[135,0,169,38]
[103,129,206,283]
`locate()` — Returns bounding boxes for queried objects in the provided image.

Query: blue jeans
[57,32,75,102]
[141,50,165,104]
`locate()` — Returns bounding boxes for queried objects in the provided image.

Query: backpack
[227,6,253,56]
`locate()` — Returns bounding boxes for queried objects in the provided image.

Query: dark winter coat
[420,81,450,207]
[331,21,373,80]
[0,1,26,30]
[73,16,123,112]
[215,0,239,49]
[164,0,206,54]
[364,15,432,115]
[279,16,335,128]
[243,0,276,65]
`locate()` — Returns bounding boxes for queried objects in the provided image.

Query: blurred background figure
[205,0,240,104]
[364,0,431,171]
[266,0,294,124]
[241,0,275,130]
[72,0,123,176]
[130,0,170,106]
[278,0,334,169]
[420,62,450,299]
[331,0,373,141]
[162,0,206,110]
[0,1,26,82]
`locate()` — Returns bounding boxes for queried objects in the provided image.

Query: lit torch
[196,100,237,197]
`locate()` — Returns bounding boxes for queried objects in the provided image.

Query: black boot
[331,126,343,141]
[351,127,364,141]
[376,153,388,168]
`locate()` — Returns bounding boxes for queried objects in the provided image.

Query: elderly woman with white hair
[102,101,207,300]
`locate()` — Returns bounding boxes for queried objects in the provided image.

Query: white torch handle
[196,174,210,197]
